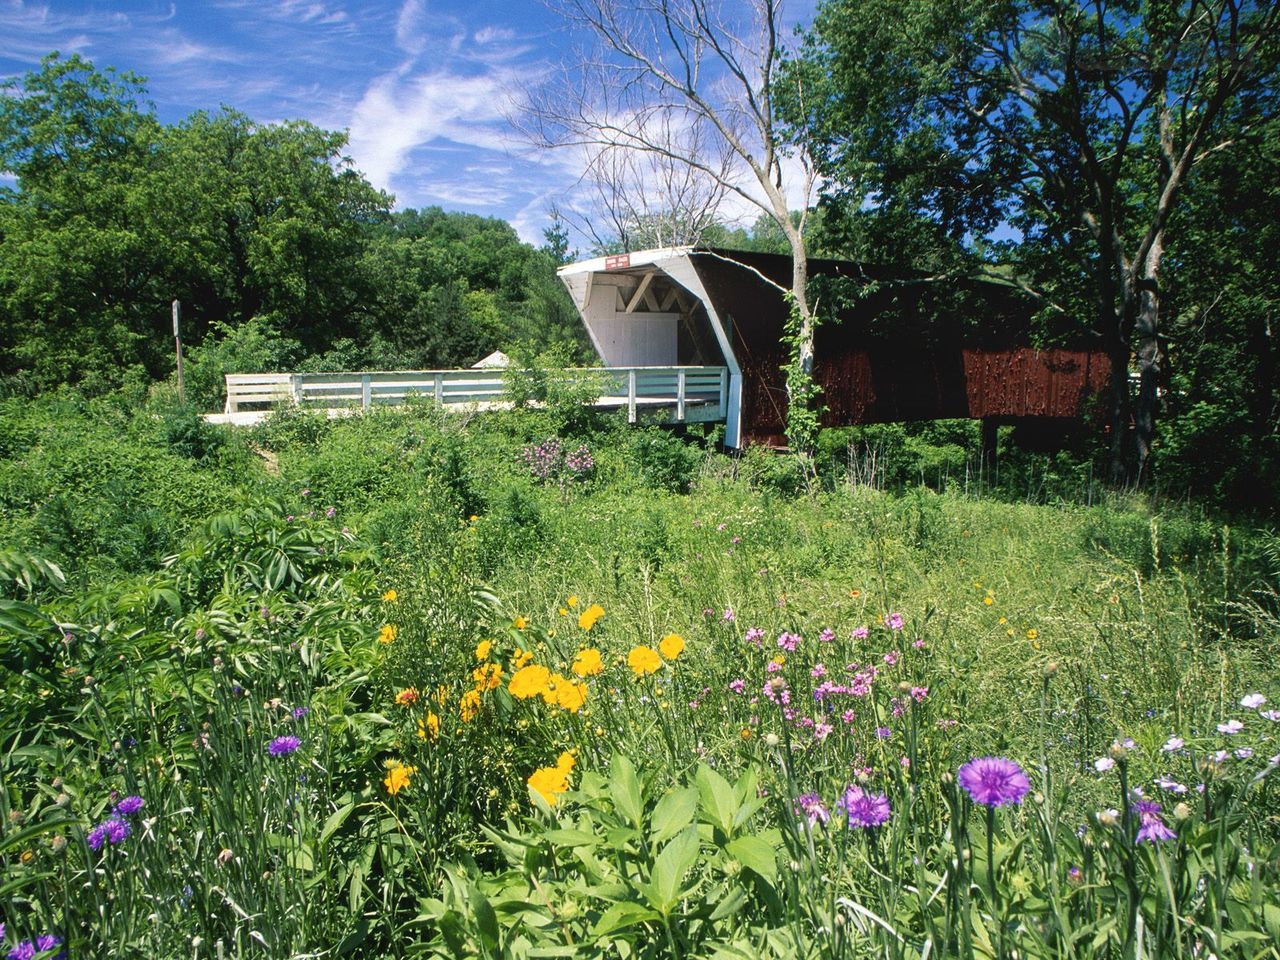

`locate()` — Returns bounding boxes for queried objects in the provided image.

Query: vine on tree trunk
[782,294,824,460]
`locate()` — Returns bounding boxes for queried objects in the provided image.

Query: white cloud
[346,66,521,197]
[394,0,426,55]
[473,26,514,45]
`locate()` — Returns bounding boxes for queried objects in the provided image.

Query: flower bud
[763,733,780,748]
[1044,662,1059,678]
[1108,741,1128,760]
[1173,802,1193,821]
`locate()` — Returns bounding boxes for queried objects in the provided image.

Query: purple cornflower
[268,735,302,757]
[1154,776,1188,794]
[113,795,145,817]
[842,785,891,828]
[958,757,1032,807]
[1132,800,1176,844]
[1162,736,1184,752]
[794,793,830,827]
[883,612,904,631]
[1217,719,1243,734]
[87,817,131,851]
[292,706,311,720]
[875,726,892,739]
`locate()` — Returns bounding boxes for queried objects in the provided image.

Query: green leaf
[319,801,356,849]
[542,828,600,847]
[696,764,738,837]
[709,884,748,921]
[471,888,500,954]
[649,827,700,914]
[609,753,644,827]
[592,901,661,937]
[650,787,698,844]
[725,835,777,884]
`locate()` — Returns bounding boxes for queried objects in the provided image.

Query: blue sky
[1,1,818,244]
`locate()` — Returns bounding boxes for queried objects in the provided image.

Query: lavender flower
[1217,719,1243,734]
[113,795,145,817]
[1132,800,1176,844]
[883,612,904,631]
[794,793,830,828]
[292,706,311,720]
[268,735,302,757]
[1240,693,1266,709]
[1162,736,1185,752]
[958,757,1032,807]
[842,785,891,828]
[86,817,131,851]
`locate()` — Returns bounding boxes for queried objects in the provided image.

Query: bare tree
[561,112,734,252]
[522,0,821,387]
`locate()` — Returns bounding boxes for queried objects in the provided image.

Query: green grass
[0,395,1276,958]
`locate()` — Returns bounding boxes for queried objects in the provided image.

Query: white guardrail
[224,366,729,424]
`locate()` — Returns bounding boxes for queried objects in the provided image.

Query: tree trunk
[1132,236,1166,484]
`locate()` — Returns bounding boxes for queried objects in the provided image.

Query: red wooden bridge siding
[690,250,1111,446]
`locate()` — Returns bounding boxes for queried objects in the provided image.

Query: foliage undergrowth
[1,392,1277,958]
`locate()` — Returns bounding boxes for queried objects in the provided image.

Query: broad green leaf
[319,801,356,849]
[696,764,737,836]
[610,753,644,827]
[725,835,777,884]
[651,786,698,843]
[592,901,661,937]
[649,826,700,914]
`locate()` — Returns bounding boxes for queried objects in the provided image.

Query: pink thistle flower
[851,626,869,640]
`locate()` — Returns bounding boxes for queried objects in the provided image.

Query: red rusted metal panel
[689,249,1110,446]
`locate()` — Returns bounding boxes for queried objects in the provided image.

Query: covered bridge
[557,247,1110,448]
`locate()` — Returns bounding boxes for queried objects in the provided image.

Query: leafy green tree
[795,0,1280,482]
[0,53,162,387]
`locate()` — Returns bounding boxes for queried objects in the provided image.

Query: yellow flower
[771,655,785,667]
[1026,628,1038,640]
[572,648,604,677]
[468,514,478,522]
[510,648,533,671]
[558,607,568,616]
[658,633,685,660]
[998,616,1008,625]
[509,664,552,699]
[540,672,567,706]
[472,663,503,692]
[384,762,415,795]
[982,596,994,606]
[556,679,589,713]
[849,589,861,598]
[740,727,752,740]
[434,684,450,706]
[557,750,576,772]
[394,687,419,707]
[378,624,398,644]
[627,646,662,676]
[578,604,605,632]
[1006,628,1015,637]
[475,640,492,661]
[418,711,440,740]
[459,689,483,722]
[514,616,528,630]
[528,763,571,806]
[382,589,398,602]
[567,595,579,608]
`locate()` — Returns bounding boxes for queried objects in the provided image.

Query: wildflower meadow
[1,396,1278,958]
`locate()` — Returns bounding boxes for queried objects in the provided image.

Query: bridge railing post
[677,369,686,422]
[718,367,728,419]
[361,374,372,409]
[627,369,637,424]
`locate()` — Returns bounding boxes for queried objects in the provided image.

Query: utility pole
[173,299,185,404]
